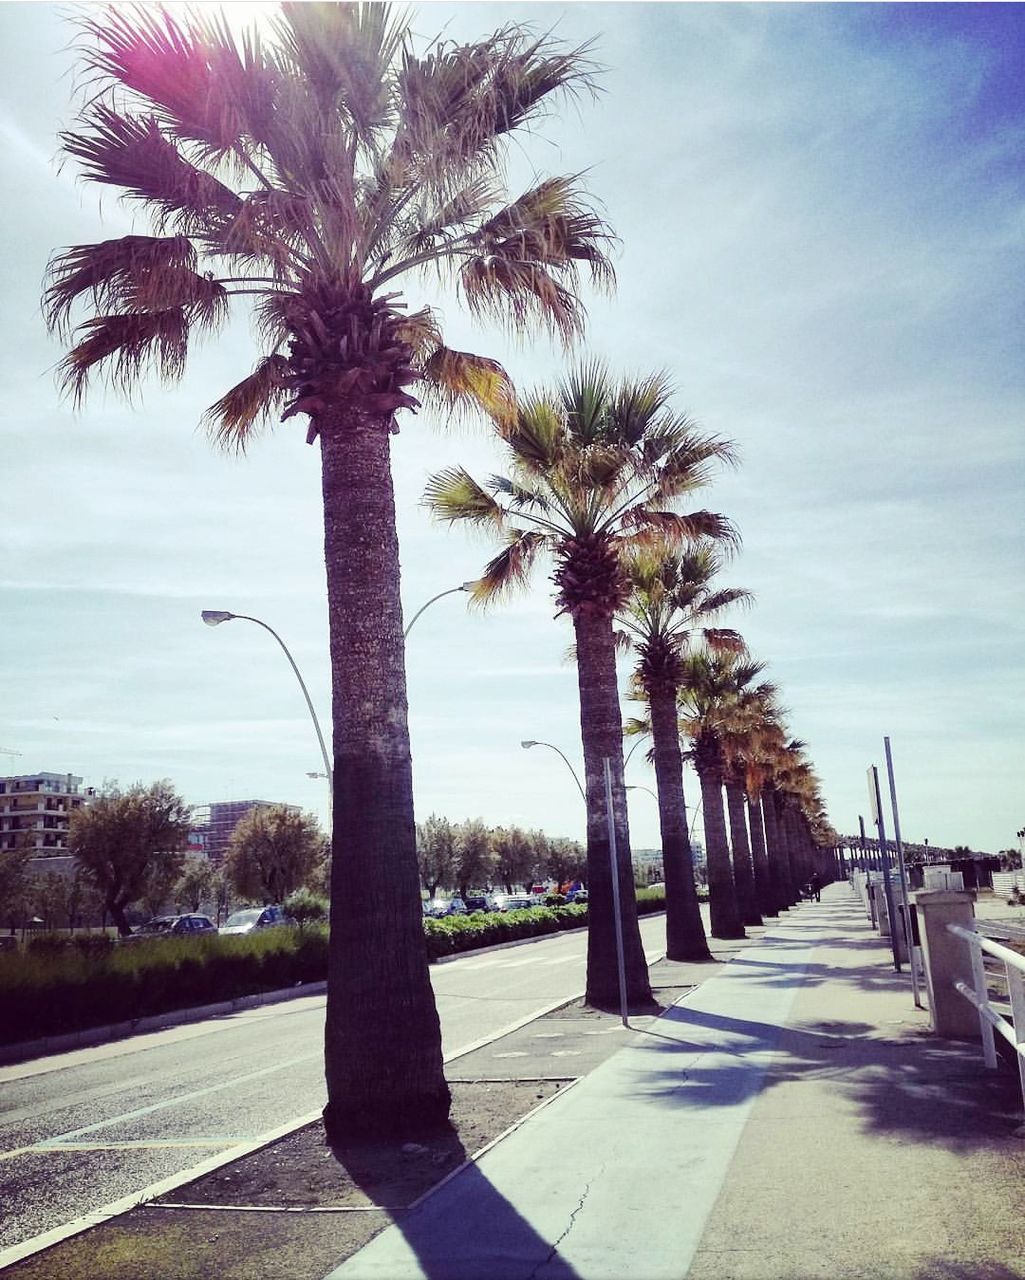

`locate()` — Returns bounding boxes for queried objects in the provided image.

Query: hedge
[1,893,669,1046]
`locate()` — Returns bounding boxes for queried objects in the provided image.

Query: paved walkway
[325,884,1025,1280]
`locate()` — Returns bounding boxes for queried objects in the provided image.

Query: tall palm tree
[678,652,773,939]
[44,3,615,1141]
[425,362,736,1007]
[619,545,749,961]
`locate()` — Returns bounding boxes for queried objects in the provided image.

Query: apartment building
[190,799,302,865]
[0,773,93,856]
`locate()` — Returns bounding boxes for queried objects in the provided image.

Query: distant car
[219,905,290,936]
[127,914,217,940]
[463,893,499,913]
[494,894,534,912]
[647,882,666,893]
[423,897,467,918]
[568,889,589,905]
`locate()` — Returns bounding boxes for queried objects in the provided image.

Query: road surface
[0,912,674,1257]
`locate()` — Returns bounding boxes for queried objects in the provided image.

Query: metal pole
[869,766,901,972]
[603,757,629,1029]
[884,737,922,1008]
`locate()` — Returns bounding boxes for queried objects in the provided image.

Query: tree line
[43,3,840,1143]
[0,785,327,936]
[417,815,585,900]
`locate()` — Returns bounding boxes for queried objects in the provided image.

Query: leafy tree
[69,781,192,936]
[284,886,329,930]
[46,2,613,1141]
[620,543,749,960]
[426,361,735,1007]
[542,835,587,888]
[175,856,217,912]
[225,806,326,905]
[492,825,536,893]
[0,847,30,932]
[416,814,458,899]
[453,819,495,901]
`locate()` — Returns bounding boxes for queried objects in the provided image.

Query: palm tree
[425,362,736,1007]
[619,545,749,961]
[44,4,615,1141]
[678,652,774,939]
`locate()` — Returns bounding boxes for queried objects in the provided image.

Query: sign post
[868,765,901,972]
[884,737,922,1008]
[603,757,630,1029]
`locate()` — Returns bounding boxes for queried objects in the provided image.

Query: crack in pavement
[528,1166,603,1279]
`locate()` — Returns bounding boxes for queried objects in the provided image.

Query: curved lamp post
[404,582,479,639]
[625,784,658,802]
[521,739,586,804]
[200,610,333,802]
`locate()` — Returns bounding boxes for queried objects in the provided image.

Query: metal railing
[948,923,1025,1113]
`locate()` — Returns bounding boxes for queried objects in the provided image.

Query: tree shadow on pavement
[329,1125,582,1280]
[627,1004,1023,1151]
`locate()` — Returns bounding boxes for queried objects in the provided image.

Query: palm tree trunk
[319,413,449,1142]
[695,743,744,940]
[771,788,798,906]
[761,792,790,910]
[746,794,776,917]
[573,610,653,1008]
[648,686,711,961]
[725,775,761,927]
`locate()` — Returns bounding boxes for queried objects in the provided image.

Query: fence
[947,922,1025,1115]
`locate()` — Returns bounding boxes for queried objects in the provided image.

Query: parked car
[493,894,534,912]
[568,889,589,905]
[126,914,217,941]
[219,905,290,936]
[463,893,499,913]
[422,897,467,918]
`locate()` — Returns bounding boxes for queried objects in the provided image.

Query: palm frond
[557,357,613,444]
[625,509,740,552]
[58,308,202,406]
[203,354,291,453]
[458,254,585,343]
[275,2,406,136]
[423,466,506,529]
[473,528,546,602]
[418,346,516,428]
[610,371,677,447]
[45,234,196,336]
[701,628,748,655]
[76,7,278,169]
[502,393,565,467]
[60,106,242,235]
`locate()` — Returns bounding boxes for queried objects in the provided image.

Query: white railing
[948,923,1025,1113]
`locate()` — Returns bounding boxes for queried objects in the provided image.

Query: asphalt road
[0,912,672,1257]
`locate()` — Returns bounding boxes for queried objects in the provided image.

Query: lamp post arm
[231,613,333,789]
[403,586,465,639]
[532,742,586,804]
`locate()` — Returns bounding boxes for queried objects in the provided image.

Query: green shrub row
[0,928,328,1047]
[2,893,671,1047]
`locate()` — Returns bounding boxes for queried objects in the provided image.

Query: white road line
[27,1051,317,1148]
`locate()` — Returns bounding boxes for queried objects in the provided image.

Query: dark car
[463,893,498,913]
[126,914,217,941]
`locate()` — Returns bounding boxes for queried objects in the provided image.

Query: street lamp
[200,610,333,800]
[521,739,586,803]
[403,582,479,639]
[625,784,658,802]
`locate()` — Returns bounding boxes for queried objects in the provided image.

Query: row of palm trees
[44,4,835,1141]
[425,364,839,1003]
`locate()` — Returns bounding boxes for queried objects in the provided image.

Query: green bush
[0,926,329,1046]
[424,903,587,959]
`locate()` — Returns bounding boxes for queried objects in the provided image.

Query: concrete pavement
[326,884,1025,1280]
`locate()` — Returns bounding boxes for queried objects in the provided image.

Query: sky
[1,2,1022,857]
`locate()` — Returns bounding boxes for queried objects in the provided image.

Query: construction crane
[0,747,21,757]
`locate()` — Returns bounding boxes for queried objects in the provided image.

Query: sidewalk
[326,884,1025,1280]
